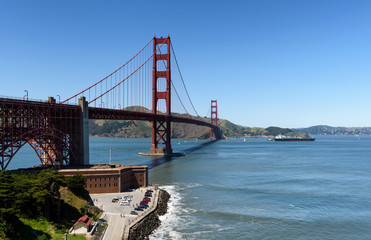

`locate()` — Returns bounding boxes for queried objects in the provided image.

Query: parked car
[130,211,138,215]
[143,197,151,202]
[112,199,119,203]
[140,204,148,209]
[134,207,144,211]
[115,196,122,199]
[145,193,152,197]
[120,200,130,206]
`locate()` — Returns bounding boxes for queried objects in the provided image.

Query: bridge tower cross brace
[210,100,218,139]
[151,36,173,154]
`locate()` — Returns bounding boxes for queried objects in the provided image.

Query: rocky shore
[127,189,170,240]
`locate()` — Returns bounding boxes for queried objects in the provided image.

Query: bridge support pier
[210,100,219,139]
[79,96,90,165]
[150,36,173,155]
[139,36,183,157]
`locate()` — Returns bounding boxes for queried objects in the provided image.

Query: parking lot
[90,186,157,240]
[91,186,156,216]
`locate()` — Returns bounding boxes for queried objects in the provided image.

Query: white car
[120,200,130,206]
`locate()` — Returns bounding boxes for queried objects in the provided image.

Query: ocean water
[8,136,371,239]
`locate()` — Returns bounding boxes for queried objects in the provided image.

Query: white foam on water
[149,184,197,240]
[217,226,234,232]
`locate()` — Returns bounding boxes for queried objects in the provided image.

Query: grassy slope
[13,187,100,240]
[19,218,86,240]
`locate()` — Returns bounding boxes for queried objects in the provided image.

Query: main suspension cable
[89,40,167,104]
[60,38,153,104]
[171,42,200,117]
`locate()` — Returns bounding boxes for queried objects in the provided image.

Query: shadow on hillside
[59,200,85,227]
[147,139,220,169]
[3,216,51,240]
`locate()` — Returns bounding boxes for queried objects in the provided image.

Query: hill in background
[89,111,307,138]
[90,108,371,138]
[293,125,371,135]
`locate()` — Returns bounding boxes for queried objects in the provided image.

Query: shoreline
[91,187,170,240]
[127,188,170,239]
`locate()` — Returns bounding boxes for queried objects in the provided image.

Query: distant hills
[293,125,371,135]
[89,111,305,138]
[89,109,371,138]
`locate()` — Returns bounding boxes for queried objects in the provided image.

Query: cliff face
[127,189,170,240]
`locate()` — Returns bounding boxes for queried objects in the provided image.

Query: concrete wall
[70,224,88,235]
[78,96,89,165]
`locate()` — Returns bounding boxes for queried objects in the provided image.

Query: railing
[0,95,46,103]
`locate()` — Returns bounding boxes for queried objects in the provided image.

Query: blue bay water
[8,136,371,239]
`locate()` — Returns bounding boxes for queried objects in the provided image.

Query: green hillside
[0,170,101,240]
[89,111,305,138]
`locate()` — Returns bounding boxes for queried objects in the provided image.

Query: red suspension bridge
[0,36,220,170]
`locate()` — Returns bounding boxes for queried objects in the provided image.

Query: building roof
[59,164,147,174]
[73,215,93,227]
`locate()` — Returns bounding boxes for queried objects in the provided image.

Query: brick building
[59,164,148,193]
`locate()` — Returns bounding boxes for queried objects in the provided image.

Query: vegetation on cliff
[0,170,100,239]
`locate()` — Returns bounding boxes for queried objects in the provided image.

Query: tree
[66,174,86,196]
[0,171,20,238]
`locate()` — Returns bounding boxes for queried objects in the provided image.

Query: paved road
[102,213,125,240]
[91,187,156,240]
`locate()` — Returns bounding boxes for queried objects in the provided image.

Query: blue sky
[1,0,371,128]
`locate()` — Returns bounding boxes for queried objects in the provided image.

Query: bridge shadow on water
[146,139,220,169]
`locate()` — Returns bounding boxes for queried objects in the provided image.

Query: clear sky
[1,0,371,128]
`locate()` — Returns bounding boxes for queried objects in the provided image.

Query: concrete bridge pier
[79,96,90,165]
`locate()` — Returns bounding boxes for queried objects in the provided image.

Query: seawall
[126,189,170,240]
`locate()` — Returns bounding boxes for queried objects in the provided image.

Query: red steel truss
[0,97,82,170]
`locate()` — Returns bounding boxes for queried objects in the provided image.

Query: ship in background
[273,134,315,142]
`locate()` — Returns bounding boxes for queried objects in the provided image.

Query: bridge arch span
[1,127,79,170]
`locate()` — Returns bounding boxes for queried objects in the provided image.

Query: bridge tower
[150,36,173,155]
[210,100,218,139]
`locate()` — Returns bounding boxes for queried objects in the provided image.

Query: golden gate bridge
[0,36,220,170]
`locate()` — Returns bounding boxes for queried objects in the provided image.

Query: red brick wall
[59,165,148,194]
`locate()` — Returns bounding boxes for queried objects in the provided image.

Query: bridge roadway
[88,107,219,130]
[0,97,218,129]
[0,97,220,169]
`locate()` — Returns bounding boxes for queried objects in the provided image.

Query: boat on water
[273,134,315,142]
